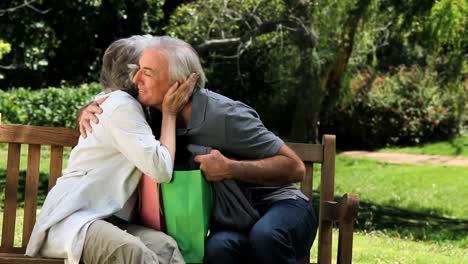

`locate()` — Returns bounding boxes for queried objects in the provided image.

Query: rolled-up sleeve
[104,103,173,183]
[225,101,284,159]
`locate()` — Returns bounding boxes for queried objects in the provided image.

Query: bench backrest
[0,124,79,254]
[0,124,336,263]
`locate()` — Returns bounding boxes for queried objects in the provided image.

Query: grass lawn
[1,140,467,262]
[333,155,468,219]
[321,155,468,246]
[310,231,468,264]
[379,134,468,157]
[0,209,24,247]
[1,210,466,264]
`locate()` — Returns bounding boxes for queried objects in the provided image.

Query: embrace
[25,35,317,264]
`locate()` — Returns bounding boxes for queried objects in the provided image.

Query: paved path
[341,151,468,166]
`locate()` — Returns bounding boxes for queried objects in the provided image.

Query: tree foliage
[166,0,466,143]
[0,0,152,88]
[0,0,465,143]
[0,40,11,61]
[166,0,373,142]
[425,0,466,53]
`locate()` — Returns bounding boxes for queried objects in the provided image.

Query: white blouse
[26,90,172,264]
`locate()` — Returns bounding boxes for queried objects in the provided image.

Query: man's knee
[248,225,296,263]
[249,224,288,251]
[204,233,229,260]
[204,231,246,263]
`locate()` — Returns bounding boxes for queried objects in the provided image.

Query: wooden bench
[0,124,359,264]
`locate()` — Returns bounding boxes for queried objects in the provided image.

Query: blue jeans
[204,198,317,264]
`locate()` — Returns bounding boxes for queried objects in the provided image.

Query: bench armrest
[321,193,359,264]
[337,193,359,264]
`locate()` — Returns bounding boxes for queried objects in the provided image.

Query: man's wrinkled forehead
[139,48,168,66]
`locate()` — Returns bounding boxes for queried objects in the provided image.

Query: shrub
[0,83,101,128]
[322,65,464,148]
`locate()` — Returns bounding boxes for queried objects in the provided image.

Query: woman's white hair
[100,35,153,93]
[146,36,207,88]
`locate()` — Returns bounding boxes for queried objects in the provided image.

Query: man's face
[132,48,172,109]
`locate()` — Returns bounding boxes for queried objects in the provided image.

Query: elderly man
[80,36,317,264]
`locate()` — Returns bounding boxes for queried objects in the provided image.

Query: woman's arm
[158,73,199,167]
[100,74,198,182]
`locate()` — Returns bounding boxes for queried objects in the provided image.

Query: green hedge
[322,65,465,148]
[0,83,101,128]
[1,76,465,149]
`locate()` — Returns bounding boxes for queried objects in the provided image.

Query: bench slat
[22,145,41,247]
[0,247,25,254]
[1,143,21,249]
[0,253,64,263]
[48,146,64,191]
[0,124,79,147]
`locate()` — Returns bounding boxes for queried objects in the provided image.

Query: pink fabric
[138,174,161,230]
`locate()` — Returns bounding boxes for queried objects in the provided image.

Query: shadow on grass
[355,200,468,242]
[311,192,468,243]
[448,137,466,156]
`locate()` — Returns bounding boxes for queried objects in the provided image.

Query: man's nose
[132,69,141,84]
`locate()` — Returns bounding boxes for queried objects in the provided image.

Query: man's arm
[193,99,305,185]
[194,144,305,185]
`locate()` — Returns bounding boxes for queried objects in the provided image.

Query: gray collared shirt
[176,88,308,206]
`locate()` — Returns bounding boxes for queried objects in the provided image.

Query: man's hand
[193,149,237,182]
[77,96,108,138]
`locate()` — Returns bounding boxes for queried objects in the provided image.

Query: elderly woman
[25,36,197,264]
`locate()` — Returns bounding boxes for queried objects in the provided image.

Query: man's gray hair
[100,35,152,93]
[147,36,207,88]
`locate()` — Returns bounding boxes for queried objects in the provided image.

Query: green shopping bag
[161,170,213,263]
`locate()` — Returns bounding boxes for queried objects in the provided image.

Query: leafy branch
[0,0,50,16]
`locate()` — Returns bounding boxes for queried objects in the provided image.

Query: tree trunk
[286,0,322,143]
[321,0,372,112]
[290,48,322,143]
